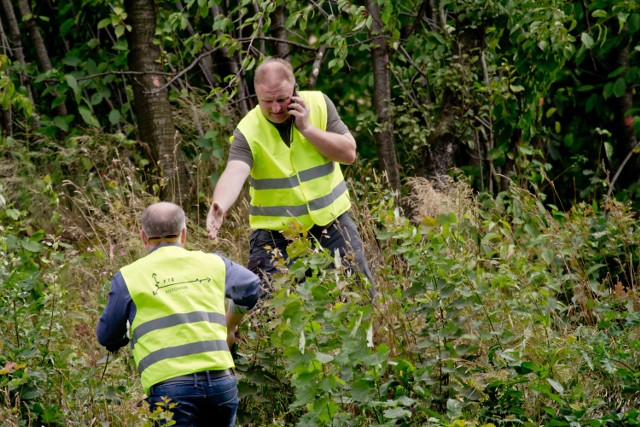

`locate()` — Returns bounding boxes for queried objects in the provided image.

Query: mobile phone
[288,83,299,110]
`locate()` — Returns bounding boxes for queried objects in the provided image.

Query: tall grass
[1,131,639,426]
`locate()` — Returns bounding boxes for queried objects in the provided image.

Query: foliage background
[1,0,639,426]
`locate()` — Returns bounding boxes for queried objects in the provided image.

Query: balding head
[141,202,186,245]
[254,57,295,87]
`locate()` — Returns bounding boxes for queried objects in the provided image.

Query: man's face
[255,79,296,124]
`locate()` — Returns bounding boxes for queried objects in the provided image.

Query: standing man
[206,57,374,293]
[97,202,260,426]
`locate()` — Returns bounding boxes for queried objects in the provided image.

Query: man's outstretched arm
[206,160,251,239]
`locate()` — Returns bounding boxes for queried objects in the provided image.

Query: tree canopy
[1,0,638,209]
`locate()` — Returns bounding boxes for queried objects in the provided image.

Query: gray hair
[141,202,185,239]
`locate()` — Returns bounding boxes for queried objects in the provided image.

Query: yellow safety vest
[237,91,352,231]
[121,245,234,393]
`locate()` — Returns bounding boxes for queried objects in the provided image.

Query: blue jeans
[147,372,238,426]
[248,211,375,297]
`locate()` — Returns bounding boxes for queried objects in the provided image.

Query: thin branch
[398,45,428,80]
[607,141,640,197]
[75,70,174,81]
[308,45,327,88]
[237,36,317,51]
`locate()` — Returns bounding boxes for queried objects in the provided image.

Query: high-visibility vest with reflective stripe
[120,245,233,393]
[238,91,351,231]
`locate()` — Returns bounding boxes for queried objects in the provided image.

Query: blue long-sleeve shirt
[97,245,261,352]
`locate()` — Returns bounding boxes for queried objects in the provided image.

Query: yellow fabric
[238,91,351,231]
[121,245,234,393]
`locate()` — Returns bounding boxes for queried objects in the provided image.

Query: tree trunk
[272,1,290,59]
[0,0,26,67]
[0,17,12,136]
[15,0,66,116]
[364,0,401,196]
[610,44,639,193]
[125,0,192,203]
[419,95,458,179]
[211,3,250,116]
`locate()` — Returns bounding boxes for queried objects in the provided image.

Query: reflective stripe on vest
[120,245,234,393]
[237,90,351,231]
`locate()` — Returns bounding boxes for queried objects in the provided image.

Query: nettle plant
[267,241,388,426]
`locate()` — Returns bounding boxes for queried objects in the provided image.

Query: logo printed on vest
[151,272,212,295]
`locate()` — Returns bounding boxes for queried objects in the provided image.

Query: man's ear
[180,227,187,244]
[140,230,149,245]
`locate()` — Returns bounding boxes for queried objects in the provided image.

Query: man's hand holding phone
[288,89,311,133]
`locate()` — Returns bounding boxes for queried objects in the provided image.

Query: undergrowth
[0,132,639,426]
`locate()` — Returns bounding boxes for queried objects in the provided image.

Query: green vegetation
[1,142,638,425]
[1,0,639,425]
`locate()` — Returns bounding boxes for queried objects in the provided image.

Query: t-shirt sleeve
[324,94,350,135]
[220,255,261,314]
[228,129,254,168]
[228,94,349,168]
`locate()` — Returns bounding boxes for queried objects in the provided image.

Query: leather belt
[157,369,234,385]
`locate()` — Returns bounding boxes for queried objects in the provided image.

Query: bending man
[97,201,260,426]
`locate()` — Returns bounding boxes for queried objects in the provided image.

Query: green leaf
[514,361,539,374]
[613,77,626,97]
[608,66,628,79]
[97,18,111,29]
[315,352,333,364]
[577,84,596,92]
[108,109,122,125]
[78,106,100,128]
[90,92,103,105]
[21,238,42,253]
[629,13,640,33]
[603,82,614,99]
[446,398,462,417]
[6,207,20,220]
[545,107,557,118]
[592,10,607,18]
[581,32,594,49]
[383,407,411,419]
[604,141,613,160]
[53,116,69,132]
[62,55,82,67]
[350,379,375,402]
[547,378,564,394]
[65,74,79,94]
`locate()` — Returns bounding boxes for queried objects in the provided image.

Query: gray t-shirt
[228,94,350,168]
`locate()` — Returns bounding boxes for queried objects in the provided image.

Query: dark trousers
[247,211,374,297]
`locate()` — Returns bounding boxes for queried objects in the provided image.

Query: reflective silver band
[249,180,348,217]
[249,175,298,190]
[131,311,226,346]
[250,162,335,190]
[138,340,228,373]
[298,162,334,183]
[308,180,347,211]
